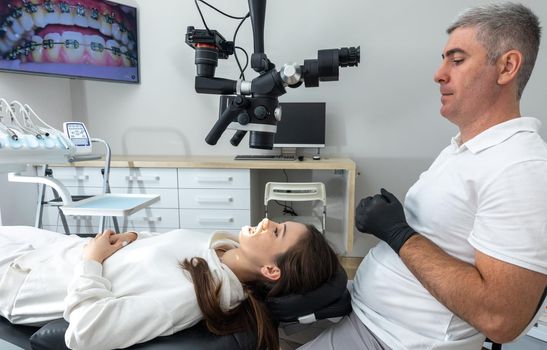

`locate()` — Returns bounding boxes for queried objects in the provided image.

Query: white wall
[1,0,546,256]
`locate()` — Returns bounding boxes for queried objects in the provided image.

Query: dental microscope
[186,0,360,149]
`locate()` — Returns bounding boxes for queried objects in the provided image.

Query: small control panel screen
[66,123,90,147]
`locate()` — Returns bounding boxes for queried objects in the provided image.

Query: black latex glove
[355,188,417,255]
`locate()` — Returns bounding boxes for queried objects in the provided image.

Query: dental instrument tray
[60,194,160,217]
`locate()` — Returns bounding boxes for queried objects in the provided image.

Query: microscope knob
[234,95,245,106]
[254,106,268,120]
[274,105,282,121]
[237,112,250,125]
[280,63,302,86]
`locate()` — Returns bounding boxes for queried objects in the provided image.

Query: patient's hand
[83,230,132,264]
[109,231,138,246]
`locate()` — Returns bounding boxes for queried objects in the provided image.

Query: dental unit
[0,99,159,228]
[0,98,75,173]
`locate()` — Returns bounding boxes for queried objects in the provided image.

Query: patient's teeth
[31,5,47,28]
[121,31,129,45]
[88,8,101,30]
[74,4,88,28]
[61,31,84,63]
[44,32,61,62]
[119,23,129,45]
[43,1,60,26]
[19,9,35,31]
[58,2,74,26]
[120,45,131,67]
[99,13,112,36]
[106,39,122,66]
[5,17,24,41]
[84,34,106,65]
[112,22,122,41]
[31,35,43,62]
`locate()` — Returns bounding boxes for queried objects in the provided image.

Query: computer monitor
[274,102,326,149]
[0,0,139,83]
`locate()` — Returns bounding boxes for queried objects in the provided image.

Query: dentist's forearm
[399,234,545,342]
[399,235,485,315]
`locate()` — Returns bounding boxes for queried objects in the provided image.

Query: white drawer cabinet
[178,169,249,189]
[180,209,249,230]
[45,166,250,234]
[179,188,250,209]
[118,208,180,232]
[48,167,104,188]
[109,168,178,189]
[42,207,99,229]
[178,169,250,230]
[111,188,178,209]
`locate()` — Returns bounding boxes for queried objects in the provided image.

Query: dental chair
[0,267,351,350]
[264,182,327,234]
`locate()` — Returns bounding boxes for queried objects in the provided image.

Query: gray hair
[447,2,541,99]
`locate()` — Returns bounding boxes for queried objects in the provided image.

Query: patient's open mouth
[0,0,137,67]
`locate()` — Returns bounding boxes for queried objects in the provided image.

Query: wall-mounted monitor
[274,102,326,149]
[0,0,139,83]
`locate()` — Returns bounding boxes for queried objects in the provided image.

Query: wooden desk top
[63,155,356,170]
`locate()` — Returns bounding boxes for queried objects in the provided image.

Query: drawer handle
[198,217,234,224]
[126,176,160,182]
[196,196,234,204]
[195,176,233,183]
[131,216,162,223]
[57,175,89,181]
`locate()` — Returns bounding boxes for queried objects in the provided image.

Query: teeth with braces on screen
[0,0,137,67]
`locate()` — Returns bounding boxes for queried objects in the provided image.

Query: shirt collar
[451,117,541,154]
[209,230,240,249]
[207,231,246,311]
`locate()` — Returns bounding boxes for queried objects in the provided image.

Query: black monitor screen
[0,0,139,83]
[274,102,326,148]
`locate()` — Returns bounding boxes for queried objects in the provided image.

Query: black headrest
[267,266,351,322]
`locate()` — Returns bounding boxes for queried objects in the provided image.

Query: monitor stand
[313,147,321,160]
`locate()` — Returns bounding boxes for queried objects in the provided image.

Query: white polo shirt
[352,117,547,350]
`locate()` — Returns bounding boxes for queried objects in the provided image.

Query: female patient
[0,218,339,350]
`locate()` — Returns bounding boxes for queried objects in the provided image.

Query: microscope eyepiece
[302,46,361,87]
[339,46,360,67]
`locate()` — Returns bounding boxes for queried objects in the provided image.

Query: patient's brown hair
[181,224,339,350]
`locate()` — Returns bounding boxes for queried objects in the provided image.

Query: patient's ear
[260,264,281,281]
